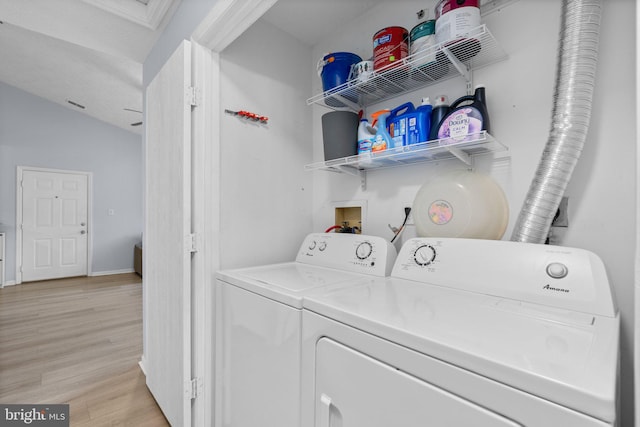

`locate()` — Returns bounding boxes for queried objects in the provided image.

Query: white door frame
[635,5,640,425]
[187,40,218,427]
[186,1,277,426]
[191,0,278,53]
[15,166,93,284]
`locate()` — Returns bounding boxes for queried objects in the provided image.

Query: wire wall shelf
[305,132,507,176]
[307,25,507,111]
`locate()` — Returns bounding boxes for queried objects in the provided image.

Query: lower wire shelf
[305,131,507,175]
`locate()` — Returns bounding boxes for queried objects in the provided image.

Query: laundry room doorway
[16,166,91,283]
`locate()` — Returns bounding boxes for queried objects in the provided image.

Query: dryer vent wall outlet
[335,207,362,233]
[551,196,569,228]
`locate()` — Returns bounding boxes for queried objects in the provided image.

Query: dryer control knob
[414,245,436,266]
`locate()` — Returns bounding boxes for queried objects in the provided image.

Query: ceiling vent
[125,108,143,126]
[66,99,86,109]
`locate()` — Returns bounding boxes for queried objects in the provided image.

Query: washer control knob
[318,242,327,251]
[356,242,373,260]
[414,245,436,266]
[308,240,316,250]
[546,262,568,279]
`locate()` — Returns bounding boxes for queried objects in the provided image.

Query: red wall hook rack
[225,109,269,124]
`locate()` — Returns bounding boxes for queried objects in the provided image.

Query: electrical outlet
[404,206,414,225]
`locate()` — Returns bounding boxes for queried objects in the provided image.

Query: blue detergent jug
[388,99,432,146]
[388,102,415,147]
[407,98,432,144]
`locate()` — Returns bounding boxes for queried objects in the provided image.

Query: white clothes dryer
[215,233,397,427]
[301,238,620,427]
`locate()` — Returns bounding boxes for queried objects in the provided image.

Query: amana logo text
[543,284,570,293]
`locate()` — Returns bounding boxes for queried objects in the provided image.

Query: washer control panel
[356,242,373,260]
[392,238,616,317]
[297,233,397,277]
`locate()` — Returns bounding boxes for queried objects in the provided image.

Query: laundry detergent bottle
[428,95,450,140]
[369,109,390,128]
[436,85,490,142]
[387,102,415,148]
[357,119,377,154]
[408,97,432,144]
[371,111,394,152]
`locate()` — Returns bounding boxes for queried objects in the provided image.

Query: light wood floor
[0,273,169,426]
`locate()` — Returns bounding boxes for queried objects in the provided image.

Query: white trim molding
[82,0,180,30]
[139,357,148,376]
[90,268,135,277]
[191,0,278,53]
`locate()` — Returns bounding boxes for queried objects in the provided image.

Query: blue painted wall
[0,81,143,282]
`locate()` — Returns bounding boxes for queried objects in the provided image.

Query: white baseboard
[1,271,136,287]
[139,357,148,376]
[1,280,17,288]
[90,268,135,277]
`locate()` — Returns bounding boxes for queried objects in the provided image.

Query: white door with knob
[18,167,90,282]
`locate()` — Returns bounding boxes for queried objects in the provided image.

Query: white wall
[309,1,635,425]
[143,0,221,86]
[218,19,314,269]
[0,82,143,282]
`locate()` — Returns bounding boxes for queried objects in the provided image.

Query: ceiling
[0,0,510,136]
[260,0,389,47]
[260,0,515,47]
[0,0,180,135]
[0,0,395,136]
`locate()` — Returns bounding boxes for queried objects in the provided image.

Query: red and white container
[435,0,480,45]
[435,0,481,61]
[373,26,409,71]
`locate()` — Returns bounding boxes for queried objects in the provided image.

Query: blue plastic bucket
[318,52,361,106]
[319,52,362,91]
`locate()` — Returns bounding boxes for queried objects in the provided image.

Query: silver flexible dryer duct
[510,0,602,243]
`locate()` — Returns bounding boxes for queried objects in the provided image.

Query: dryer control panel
[297,233,397,277]
[392,238,617,317]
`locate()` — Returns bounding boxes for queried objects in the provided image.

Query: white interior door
[20,168,89,282]
[144,40,193,427]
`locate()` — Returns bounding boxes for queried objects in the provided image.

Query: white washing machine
[301,238,620,427]
[215,233,397,427]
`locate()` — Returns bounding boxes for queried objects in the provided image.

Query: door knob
[81,222,86,226]
[80,230,86,234]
